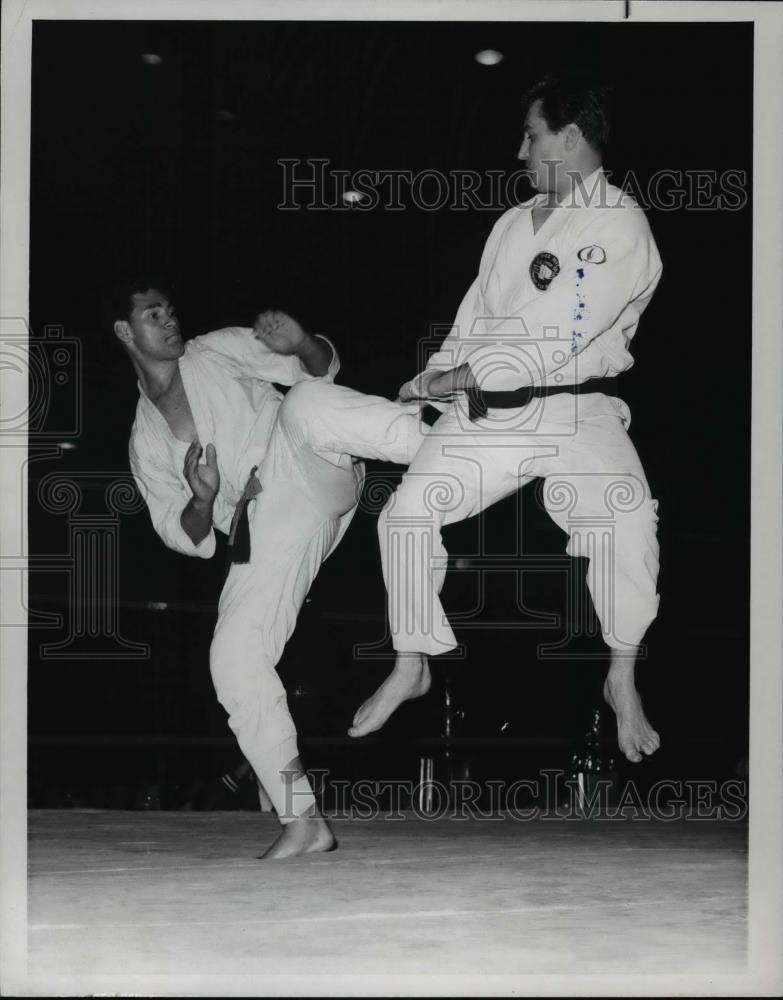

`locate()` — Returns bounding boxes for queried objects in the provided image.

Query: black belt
[226,467,263,565]
[467,377,620,422]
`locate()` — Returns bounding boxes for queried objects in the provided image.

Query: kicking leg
[277,379,424,467]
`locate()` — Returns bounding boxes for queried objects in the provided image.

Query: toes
[625,747,643,763]
[351,702,369,728]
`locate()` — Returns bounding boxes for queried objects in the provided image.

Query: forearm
[180,496,215,547]
[296,333,332,376]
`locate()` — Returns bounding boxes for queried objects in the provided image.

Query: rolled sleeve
[298,334,340,383]
[244,330,339,384]
[189,327,339,385]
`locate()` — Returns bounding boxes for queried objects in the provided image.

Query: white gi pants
[209,381,422,822]
[379,392,660,656]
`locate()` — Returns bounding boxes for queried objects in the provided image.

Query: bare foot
[348,653,431,738]
[258,811,337,860]
[603,672,660,763]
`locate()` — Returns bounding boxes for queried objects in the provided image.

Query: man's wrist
[295,330,321,355]
[191,496,215,516]
[454,363,477,392]
[428,370,448,396]
[296,332,332,376]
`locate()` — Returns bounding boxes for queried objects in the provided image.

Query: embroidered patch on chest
[529,251,560,290]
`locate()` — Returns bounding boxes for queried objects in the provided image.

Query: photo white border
[2,1,781,995]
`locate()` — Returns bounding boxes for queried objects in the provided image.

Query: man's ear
[114,319,133,345]
[563,122,582,152]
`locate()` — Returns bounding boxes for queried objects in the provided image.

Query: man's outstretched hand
[398,364,477,403]
[253,310,307,356]
[183,440,220,506]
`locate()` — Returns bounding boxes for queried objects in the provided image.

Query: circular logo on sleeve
[529,251,560,290]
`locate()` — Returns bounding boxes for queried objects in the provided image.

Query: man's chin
[522,170,540,193]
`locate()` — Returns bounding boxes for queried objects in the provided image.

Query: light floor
[26,809,747,988]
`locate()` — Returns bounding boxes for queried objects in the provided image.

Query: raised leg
[277,379,424,467]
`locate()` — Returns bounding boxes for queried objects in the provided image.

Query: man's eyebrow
[141,300,168,312]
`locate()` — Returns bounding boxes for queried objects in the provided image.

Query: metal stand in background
[570,707,618,817]
[416,665,469,813]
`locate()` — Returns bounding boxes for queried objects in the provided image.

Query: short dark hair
[101,274,175,335]
[522,74,613,153]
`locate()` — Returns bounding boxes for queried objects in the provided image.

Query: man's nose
[517,139,529,161]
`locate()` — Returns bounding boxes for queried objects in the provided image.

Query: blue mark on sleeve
[576,267,584,279]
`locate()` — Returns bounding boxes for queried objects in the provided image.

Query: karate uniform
[130,328,420,820]
[379,170,663,655]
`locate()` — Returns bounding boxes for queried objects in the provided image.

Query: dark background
[27,20,752,809]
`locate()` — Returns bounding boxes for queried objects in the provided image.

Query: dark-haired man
[112,281,421,857]
[350,76,663,764]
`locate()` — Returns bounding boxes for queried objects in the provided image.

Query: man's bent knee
[277,380,335,434]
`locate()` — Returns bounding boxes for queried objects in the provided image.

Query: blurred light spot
[342,190,365,205]
[57,442,77,450]
[475,49,504,66]
[148,601,168,611]
[141,53,163,66]
[500,721,510,732]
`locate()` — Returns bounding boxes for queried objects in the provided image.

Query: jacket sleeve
[189,328,340,385]
[129,439,216,559]
[458,212,662,391]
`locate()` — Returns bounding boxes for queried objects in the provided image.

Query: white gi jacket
[128,328,338,559]
[425,169,662,391]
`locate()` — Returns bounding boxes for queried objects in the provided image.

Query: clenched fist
[253,310,307,356]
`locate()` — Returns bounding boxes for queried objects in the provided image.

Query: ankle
[394,653,426,673]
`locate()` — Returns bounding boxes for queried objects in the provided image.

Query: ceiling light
[475,49,503,66]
